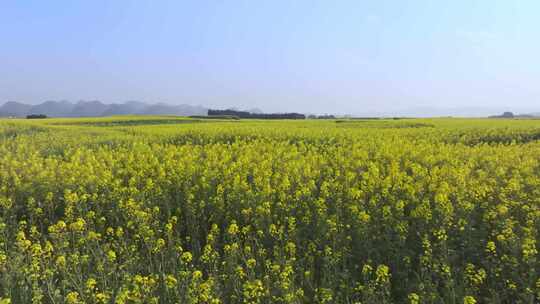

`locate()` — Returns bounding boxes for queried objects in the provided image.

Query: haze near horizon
[1,1,539,116]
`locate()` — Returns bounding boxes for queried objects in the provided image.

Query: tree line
[208,109,305,119]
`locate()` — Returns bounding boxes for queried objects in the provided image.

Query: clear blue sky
[1,1,539,114]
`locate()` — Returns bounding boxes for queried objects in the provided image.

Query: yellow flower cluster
[0,116,539,303]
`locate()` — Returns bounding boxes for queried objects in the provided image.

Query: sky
[1,0,540,115]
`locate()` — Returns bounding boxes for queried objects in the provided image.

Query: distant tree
[208,109,305,119]
[316,114,336,119]
[26,114,47,119]
[501,111,514,118]
[489,112,515,119]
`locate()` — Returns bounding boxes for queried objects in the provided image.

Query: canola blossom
[0,116,539,303]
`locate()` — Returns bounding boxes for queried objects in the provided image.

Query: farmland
[0,116,539,303]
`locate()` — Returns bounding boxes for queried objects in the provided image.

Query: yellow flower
[107,250,116,262]
[408,293,420,304]
[486,241,496,255]
[69,218,86,232]
[56,255,66,268]
[86,278,97,290]
[57,220,67,231]
[153,238,166,253]
[115,227,124,238]
[242,279,265,302]
[522,238,537,261]
[246,258,256,269]
[227,222,239,236]
[181,251,193,263]
[95,293,109,303]
[65,291,80,304]
[362,264,373,276]
[235,266,246,279]
[165,275,177,289]
[463,296,476,304]
[87,231,101,241]
[375,264,390,284]
[0,252,6,266]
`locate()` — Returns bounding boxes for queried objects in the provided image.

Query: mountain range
[0,101,208,117]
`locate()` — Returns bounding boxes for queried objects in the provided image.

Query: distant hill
[0,101,209,117]
[28,100,75,117]
[0,101,33,117]
[247,108,263,114]
[138,103,207,116]
[101,101,148,116]
[70,100,110,117]
[489,111,540,119]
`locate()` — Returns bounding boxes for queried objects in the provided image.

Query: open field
[0,116,539,303]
